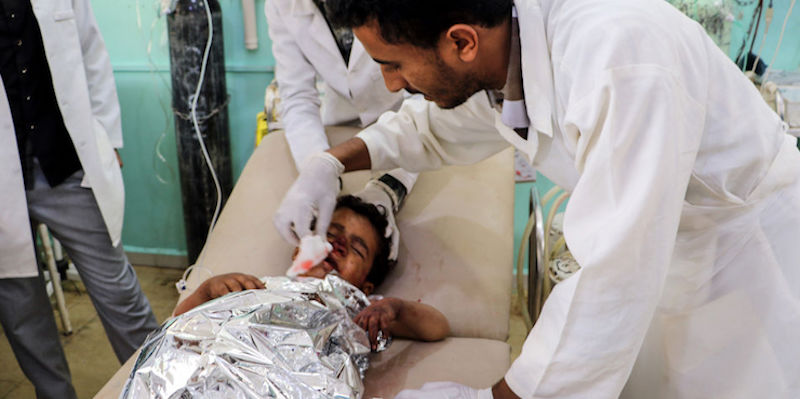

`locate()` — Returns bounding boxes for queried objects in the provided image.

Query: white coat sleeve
[356,92,509,172]
[73,0,123,148]
[264,1,329,169]
[505,66,704,398]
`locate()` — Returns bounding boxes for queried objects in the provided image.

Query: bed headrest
[182,127,514,341]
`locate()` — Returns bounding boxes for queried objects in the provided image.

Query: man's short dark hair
[326,0,512,49]
[335,195,393,288]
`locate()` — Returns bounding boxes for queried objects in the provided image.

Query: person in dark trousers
[0,1,158,397]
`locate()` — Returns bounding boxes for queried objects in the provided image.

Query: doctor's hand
[352,178,401,261]
[274,152,345,245]
[394,382,493,399]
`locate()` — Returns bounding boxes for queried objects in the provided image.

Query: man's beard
[428,55,489,109]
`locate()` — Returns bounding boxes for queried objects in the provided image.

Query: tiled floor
[0,266,528,399]
[0,265,184,399]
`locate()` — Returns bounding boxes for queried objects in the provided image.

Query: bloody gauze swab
[287,235,333,277]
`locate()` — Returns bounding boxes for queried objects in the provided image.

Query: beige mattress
[94,127,515,398]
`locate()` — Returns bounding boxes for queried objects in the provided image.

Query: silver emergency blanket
[121,274,388,399]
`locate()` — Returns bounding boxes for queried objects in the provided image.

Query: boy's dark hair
[335,195,393,288]
[326,0,512,49]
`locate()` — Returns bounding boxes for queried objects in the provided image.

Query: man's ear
[444,24,479,63]
[361,281,375,296]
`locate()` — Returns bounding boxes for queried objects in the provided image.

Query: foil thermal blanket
[121,274,387,399]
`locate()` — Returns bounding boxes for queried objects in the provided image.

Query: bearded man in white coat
[273,0,800,397]
[0,0,158,397]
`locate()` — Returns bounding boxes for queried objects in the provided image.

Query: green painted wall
[91,0,275,257]
[728,0,800,71]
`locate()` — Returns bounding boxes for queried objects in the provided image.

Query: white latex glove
[352,179,401,261]
[274,152,344,245]
[394,382,493,399]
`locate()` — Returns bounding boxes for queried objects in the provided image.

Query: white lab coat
[358,0,800,397]
[0,0,124,279]
[264,0,404,167]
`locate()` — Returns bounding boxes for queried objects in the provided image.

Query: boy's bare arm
[355,297,450,350]
[173,291,207,316]
[173,273,265,316]
[390,298,450,341]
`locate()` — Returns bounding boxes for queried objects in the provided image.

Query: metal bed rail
[517,184,571,331]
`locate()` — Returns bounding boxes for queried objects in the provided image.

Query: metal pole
[167,0,233,263]
[38,224,73,335]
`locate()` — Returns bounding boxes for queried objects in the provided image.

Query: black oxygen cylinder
[167,0,233,264]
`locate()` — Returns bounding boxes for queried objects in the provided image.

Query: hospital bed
[94,126,515,398]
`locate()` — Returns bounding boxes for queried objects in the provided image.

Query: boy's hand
[196,273,265,302]
[354,297,403,350]
[174,273,265,316]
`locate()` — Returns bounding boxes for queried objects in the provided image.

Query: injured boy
[121,188,449,399]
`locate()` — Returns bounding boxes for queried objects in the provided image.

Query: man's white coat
[0,0,123,278]
[356,0,800,396]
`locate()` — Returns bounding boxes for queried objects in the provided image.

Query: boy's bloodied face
[296,207,380,294]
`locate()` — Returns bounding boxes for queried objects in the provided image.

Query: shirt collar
[515,0,556,139]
